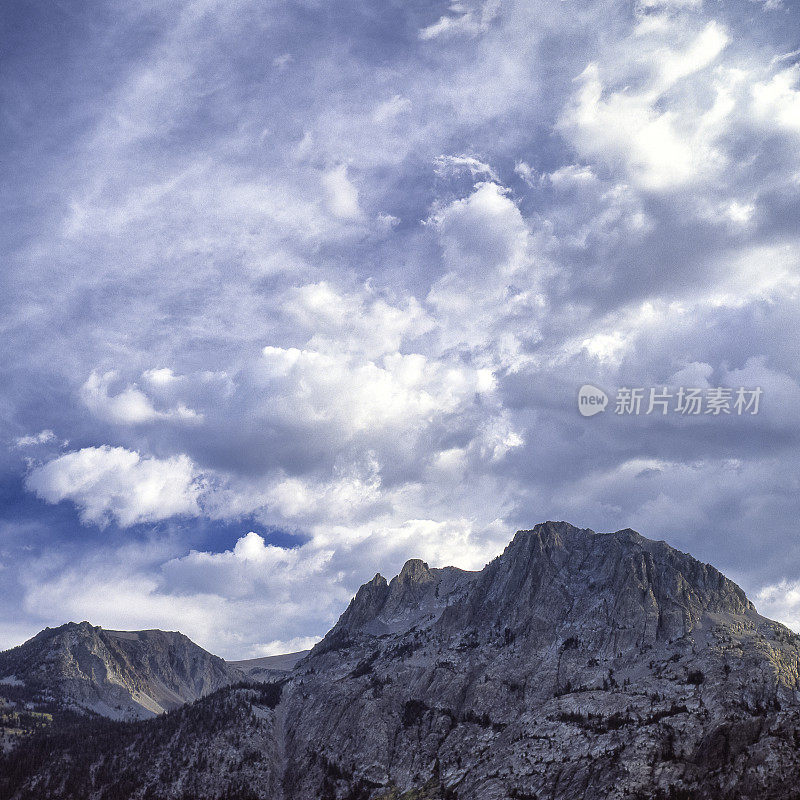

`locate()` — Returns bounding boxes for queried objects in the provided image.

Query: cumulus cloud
[81,370,201,425]
[161,531,335,605]
[25,447,202,527]
[282,282,432,359]
[431,182,529,277]
[434,154,498,182]
[426,181,545,363]
[258,345,494,434]
[558,22,730,189]
[321,164,362,220]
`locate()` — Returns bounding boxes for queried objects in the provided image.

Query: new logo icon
[578,385,608,417]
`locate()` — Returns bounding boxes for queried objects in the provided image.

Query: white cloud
[751,65,800,131]
[142,367,181,386]
[15,430,56,448]
[756,580,800,631]
[434,154,498,182]
[558,22,730,189]
[545,164,597,189]
[81,371,160,424]
[477,415,525,462]
[430,182,529,277]
[164,531,336,599]
[320,516,508,572]
[514,161,536,186]
[419,0,500,40]
[283,281,432,359]
[81,370,200,425]
[581,331,629,364]
[322,164,362,220]
[373,95,412,123]
[255,636,320,657]
[232,530,282,562]
[426,181,544,362]
[26,446,202,527]
[726,201,756,225]
[258,345,494,435]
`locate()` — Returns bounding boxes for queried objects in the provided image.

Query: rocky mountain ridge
[316,558,479,652]
[4,522,800,800]
[0,622,239,720]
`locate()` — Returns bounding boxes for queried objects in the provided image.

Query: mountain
[0,622,238,720]
[315,558,479,651]
[227,650,309,682]
[5,522,800,800]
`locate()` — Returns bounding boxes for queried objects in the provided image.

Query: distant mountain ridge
[0,626,310,723]
[0,622,238,719]
[227,650,309,682]
[5,522,800,799]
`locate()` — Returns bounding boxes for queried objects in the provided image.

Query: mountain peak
[63,620,96,631]
[314,559,477,652]
[0,622,236,719]
[396,558,433,583]
[441,521,756,650]
[510,520,591,549]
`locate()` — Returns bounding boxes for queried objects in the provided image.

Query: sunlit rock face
[0,622,238,719]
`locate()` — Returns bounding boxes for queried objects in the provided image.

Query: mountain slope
[0,622,238,720]
[5,522,800,800]
[227,650,310,682]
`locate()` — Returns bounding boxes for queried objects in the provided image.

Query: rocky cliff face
[5,522,800,800]
[283,522,800,800]
[316,559,478,651]
[0,622,238,719]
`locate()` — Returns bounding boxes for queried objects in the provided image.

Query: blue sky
[2,0,800,658]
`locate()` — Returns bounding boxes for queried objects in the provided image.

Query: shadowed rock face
[0,622,238,719]
[6,522,800,800]
[315,558,479,651]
